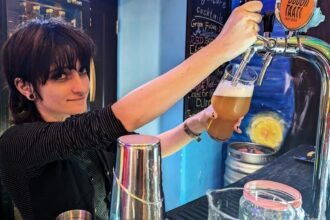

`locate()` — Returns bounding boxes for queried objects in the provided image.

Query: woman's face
[35,62,90,122]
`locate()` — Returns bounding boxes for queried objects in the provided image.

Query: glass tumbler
[207,187,243,220]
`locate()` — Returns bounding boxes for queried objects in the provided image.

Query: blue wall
[117,0,281,211]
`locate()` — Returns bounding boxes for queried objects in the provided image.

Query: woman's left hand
[185,105,243,134]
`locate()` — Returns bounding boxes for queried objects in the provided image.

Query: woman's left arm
[158,106,242,158]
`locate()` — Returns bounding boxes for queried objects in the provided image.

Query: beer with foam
[207,64,257,141]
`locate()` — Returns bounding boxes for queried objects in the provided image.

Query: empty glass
[207,187,242,220]
[207,181,305,220]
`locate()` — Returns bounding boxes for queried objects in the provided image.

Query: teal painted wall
[117,0,224,211]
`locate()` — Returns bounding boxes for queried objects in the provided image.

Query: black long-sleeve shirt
[0,107,131,219]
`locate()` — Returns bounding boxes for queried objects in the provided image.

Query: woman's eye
[50,68,70,80]
[79,67,88,75]
[51,73,66,80]
[57,73,67,80]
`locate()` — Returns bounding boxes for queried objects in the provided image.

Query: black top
[0,107,131,219]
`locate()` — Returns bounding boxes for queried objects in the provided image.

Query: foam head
[213,80,254,97]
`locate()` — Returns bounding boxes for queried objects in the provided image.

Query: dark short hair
[1,18,95,124]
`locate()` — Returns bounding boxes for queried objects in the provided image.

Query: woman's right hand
[212,1,263,62]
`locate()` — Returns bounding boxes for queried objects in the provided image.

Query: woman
[0,1,262,219]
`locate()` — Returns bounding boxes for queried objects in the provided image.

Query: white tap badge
[278,0,316,31]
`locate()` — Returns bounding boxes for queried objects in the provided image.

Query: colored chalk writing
[184,0,231,119]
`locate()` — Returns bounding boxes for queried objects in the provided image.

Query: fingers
[234,1,263,24]
[233,116,244,134]
[238,116,244,123]
[210,110,217,119]
[214,1,263,62]
[205,106,217,120]
[245,12,263,24]
[231,3,263,38]
[185,106,218,134]
[244,20,261,36]
[233,8,262,25]
[240,1,263,13]
[234,125,242,134]
[203,107,217,127]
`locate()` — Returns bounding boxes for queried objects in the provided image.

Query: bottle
[19,0,28,24]
[58,10,66,20]
[45,8,54,19]
[31,5,41,19]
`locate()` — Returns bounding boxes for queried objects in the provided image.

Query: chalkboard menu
[183,0,232,119]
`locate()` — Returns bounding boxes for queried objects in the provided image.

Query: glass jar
[239,180,305,220]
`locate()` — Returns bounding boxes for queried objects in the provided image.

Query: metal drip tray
[166,197,208,220]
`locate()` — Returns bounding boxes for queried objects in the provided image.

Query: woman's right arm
[112,1,263,132]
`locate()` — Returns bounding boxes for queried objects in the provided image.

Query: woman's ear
[14,77,35,101]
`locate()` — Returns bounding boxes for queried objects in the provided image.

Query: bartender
[0,1,262,219]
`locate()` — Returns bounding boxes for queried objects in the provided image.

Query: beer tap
[233,1,276,86]
[232,0,259,85]
[257,12,275,86]
[232,1,330,218]
[232,47,256,86]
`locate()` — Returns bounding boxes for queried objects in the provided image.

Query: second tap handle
[257,52,273,86]
[263,12,275,37]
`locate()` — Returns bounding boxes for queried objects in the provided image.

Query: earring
[28,94,35,100]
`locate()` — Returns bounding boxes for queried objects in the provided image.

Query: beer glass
[208,63,257,141]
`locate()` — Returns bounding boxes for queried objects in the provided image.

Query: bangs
[50,38,91,79]
[29,20,95,85]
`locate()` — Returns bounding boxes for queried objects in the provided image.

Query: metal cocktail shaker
[55,210,92,220]
[110,134,165,220]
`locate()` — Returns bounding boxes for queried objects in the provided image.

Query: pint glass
[208,63,257,141]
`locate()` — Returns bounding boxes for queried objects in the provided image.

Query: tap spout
[232,47,256,86]
[257,52,273,86]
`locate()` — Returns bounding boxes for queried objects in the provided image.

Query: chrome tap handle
[257,52,273,86]
[255,11,275,86]
[232,47,256,85]
[286,30,296,38]
[259,12,276,48]
[257,35,276,48]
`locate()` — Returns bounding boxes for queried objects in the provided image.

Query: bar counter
[165,144,314,220]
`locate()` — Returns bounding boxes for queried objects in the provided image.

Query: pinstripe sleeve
[0,106,132,168]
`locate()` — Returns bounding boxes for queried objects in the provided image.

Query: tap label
[278,0,316,31]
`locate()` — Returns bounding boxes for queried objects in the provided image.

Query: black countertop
[165,145,314,220]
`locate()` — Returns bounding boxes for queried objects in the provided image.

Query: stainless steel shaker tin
[118,134,160,149]
[110,134,165,220]
[55,210,92,220]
